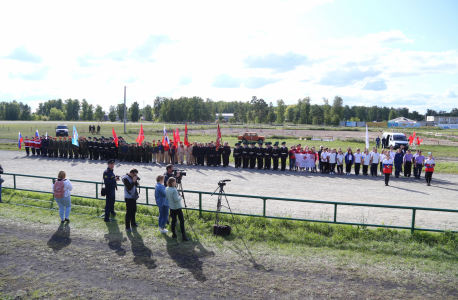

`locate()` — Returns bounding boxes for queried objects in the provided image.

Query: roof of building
[389,117,417,123]
[215,113,234,117]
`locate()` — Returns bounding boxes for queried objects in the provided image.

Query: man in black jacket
[103,159,120,222]
[222,142,231,167]
[264,142,272,170]
[122,168,139,231]
[280,142,288,171]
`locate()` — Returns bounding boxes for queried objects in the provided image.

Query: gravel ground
[1,150,457,231]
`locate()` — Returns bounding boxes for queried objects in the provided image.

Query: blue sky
[0,0,457,113]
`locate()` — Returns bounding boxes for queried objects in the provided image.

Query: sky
[1,0,457,114]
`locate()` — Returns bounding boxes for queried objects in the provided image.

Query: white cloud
[445,89,457,98]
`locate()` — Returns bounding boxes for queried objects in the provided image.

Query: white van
[382,132,409,150]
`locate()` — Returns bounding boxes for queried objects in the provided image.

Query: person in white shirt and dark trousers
[122,168,140,232]
[52,171,73,223]
[353,148,362,175]
[370,149,380,177]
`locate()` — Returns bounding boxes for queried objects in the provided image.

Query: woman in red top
[288,145,297,171]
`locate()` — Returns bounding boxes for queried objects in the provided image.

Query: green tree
[20,103,32,120]
[87,104,94,121]
[218,112,224,121]
[299,97,311,124]
[81,99,89,120]
[331,96,344,121]
[130,102,140,122]
[49,107,65,121]
[389,109,397,120]
[64,99,80,121]
[276,99,286,123]
[229,116,237,123]
[310,105,324,125]
[285,105,296,123]
[144,104,153,121]
[108,105,117,122]
[322,98,332,125]
[117,103,126,121]
[94,105,105,121]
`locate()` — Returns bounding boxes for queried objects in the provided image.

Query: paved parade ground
[1,150,457,231]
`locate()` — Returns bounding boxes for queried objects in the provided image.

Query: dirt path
[1,215,456,299]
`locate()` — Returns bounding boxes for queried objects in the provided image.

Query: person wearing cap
[280,142,288,171]
[72,137,78,159]
[289,145,297,172]
[127,143,133,162]
[62,137,68,158]
[24,136,30,156]
[87,137,93,160]
[248,142,256,169]
[264,142,272,170]
[241,141,249,168]
[48,136,53,157]
[233,142,241,168]
[97,125,100,134]
[272,142,279,170]
[199,143,205,166]
[221,141,230,167]
[35,135,42,156]
[256,142,264,170]
[394,149,404,178]
[41,135,48,157]
[138,142,144,163]
[92,138,98,160]
[424,152,435,186]
[151,140,157,163]
[177,142,185,164]
[103,159,120,222]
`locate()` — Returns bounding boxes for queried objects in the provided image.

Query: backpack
[53,180,66,198]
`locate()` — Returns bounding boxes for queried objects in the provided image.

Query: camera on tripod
[212,179,233,236]
[173,170,186,177]
[218,179,230,187]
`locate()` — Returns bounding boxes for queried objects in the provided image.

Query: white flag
[365,125,370,150]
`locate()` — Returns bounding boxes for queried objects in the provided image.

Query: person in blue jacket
[344,148,354,175]
[103,159,120,222]
[394,149,404,178]
[155,174,169,233]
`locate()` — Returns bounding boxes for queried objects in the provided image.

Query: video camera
[218,179,231,187]
[174,170,186,184]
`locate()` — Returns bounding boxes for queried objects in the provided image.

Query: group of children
[287,144,436,186]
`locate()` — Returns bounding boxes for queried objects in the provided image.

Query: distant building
[426,116,458,125]
[215,113,234,122]
[388,117,420,128]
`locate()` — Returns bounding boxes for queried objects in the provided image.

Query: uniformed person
[88,137,93,160]
[97,125,101,134]
[249,142,257,169]
[110,137,116,160]
[152,141,158,163]
[68,137,73,159]
[146,142,152,163]
[62,137,68,158]
[93,138,99,160]
[216,144,223,166]
[103,159,119,222]
[233,142,241,168]
[272,142,280,170]
[127,143,133,162]
[280,142,288,171]
[132,143,138,162]
[257,142,264,170]
[117,140,123,161]
[104,138,110,160]
[47,136,52,157]
[222,142,231,167]
[241,141,249,168]
[73,138,79,159]
[264,142,273,170]
[122,142,128,162]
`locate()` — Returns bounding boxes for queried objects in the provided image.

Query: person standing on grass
[103,159,120,222]
[403,150,413,178]
[155,175,169,233]
[376,136,380,148]
[166,177,190,241]
[0,164,4,203]
[122,168,140,232]
[52,171,73,223]
[424,152,435,186]
[382,155,393,186]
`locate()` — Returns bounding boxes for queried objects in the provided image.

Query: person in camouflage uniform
[68,137,73,159]
[58,137,63,158]
[118,141,123,161]
[63,137,68,158]
[127,143,133,162]
[104,138,110,160]
[139,143,145,163]
[73,139,79,159]
[48,137,54,158]
[133,143,139,162]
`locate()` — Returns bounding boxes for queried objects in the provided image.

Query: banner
[184,123,190,146]
[112,127,119,147]
[162,125,170,151]
[175,127,181,146]
[72,125,79,146]
[216,124,222,148]
[295,153,316,168]
[365,125,369,150]
[135,124,145,144]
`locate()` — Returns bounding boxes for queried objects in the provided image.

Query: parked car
[56,124,69,137]
[382,132,409,150]
[237,132,265,143]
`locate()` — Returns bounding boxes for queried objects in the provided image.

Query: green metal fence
[2,172,457,234]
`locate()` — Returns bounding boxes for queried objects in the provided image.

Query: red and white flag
[136,124,145,144]
[216,124,222,148]
[112,127,119,147]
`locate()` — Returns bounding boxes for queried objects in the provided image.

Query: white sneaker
[160,228,168,233]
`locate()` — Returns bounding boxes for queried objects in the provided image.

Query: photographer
[122,168,140,232]
[166,177,190,241]
[103,159,120,222]
[164,164,180,187]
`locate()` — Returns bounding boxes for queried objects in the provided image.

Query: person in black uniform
[216,144,223,166]
[233,142,241,168]
[264,142,272,170]
[103,159,120,222]
[280,142,288,171]
[249,142,257,169]
[104,138,110,160]
[257,142,264,170]
[93,138,99,160]
[222,142,231,167]
[110,137,116,160]
[272,142,280,170]
[97,125,101,134]
[87,137,93,160]
[242,141,249,168]
[210,143,217,166]
[205,143,211,166]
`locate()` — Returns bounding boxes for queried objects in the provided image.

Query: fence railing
[2,172,457,234]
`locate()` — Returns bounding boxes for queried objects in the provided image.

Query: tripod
[211,180,235,228]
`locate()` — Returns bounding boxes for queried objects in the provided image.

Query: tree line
[1,97,457,124]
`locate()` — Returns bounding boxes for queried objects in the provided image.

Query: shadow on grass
[162,235,214,282]
[104,221,126,256]
[47,223,71,251]
[127,229,156,269]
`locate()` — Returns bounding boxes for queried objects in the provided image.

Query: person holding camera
[155,175,169,233]
[52,171,74,223]
[103,159,120,222]
[166,177,190,241]
[121,168,140,231]
[164,164,180,187]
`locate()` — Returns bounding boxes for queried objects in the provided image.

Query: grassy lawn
[0,189,457,299]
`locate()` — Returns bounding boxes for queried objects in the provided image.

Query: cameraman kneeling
[166,177,190,241]
[122,168,139,232]
[164,164,179,187]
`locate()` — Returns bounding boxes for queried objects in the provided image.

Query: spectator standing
[52,171,74,222]
[394,149,404,178]
[166,177,189,241]
[344,148,354,175]
[370,148,380,177]
[403,150,413,178]
[415,151,426,179]
[382,156,393,186]
[103,159,120,222]
[122,168,139,232]
[424,152,435,186]
[155,175,169,233]
[375,136,381,148]
[353,148,362,176]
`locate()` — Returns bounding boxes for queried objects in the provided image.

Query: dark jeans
[362,164,369,175]
[371,163,378,176]
[416,163,423,178]
[346,162,352,173]
[425,172,433,184]
[404,162,412,177]
[354,163,361,175]
[125,198,137,229]
[330,163,336,173]
[395,164,402,177]
[104,190,116,221]
[170,208,186,237]
[385,173,390,185]
[337,164,343,173]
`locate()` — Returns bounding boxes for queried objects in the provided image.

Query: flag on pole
[162,125,170,150]
[72,125,79,146]
[216,124,222,148]
[172,129,177,147]
[135,124,145,144]
[18,132,23,149]
[365,125,369,150]
[112,127,119,147]
[184,123,190,146]
[35,129,39,138]
[176,127,181,146]
[45,132,48,139]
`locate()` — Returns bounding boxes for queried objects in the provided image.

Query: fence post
[334,204,337,223]
[146,188,149,205]
[263,199,266,217]
[95,183,98,199]
[13,175,16,189]
[411,209,416,234]
[199,193,202,218]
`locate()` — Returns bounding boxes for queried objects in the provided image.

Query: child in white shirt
[336,150,344,175]
[328,148,337,174]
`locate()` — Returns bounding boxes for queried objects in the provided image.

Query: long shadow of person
[104,221,126,256]
[126,230,156,269]
[47,223,71,251]
[162,235,215,282]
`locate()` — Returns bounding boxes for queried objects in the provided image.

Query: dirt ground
[1,150,458,232]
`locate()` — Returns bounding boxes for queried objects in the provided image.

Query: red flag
[176,127,181,145]
[184,123,190,146]
[172,130,177,147]
[112,127,119,147]
[412,132,416,140]
[216,124,222,148]
[136,124,145,144]
[162,136,169,151]
[416,137,423,145]
[408,135,413,146]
